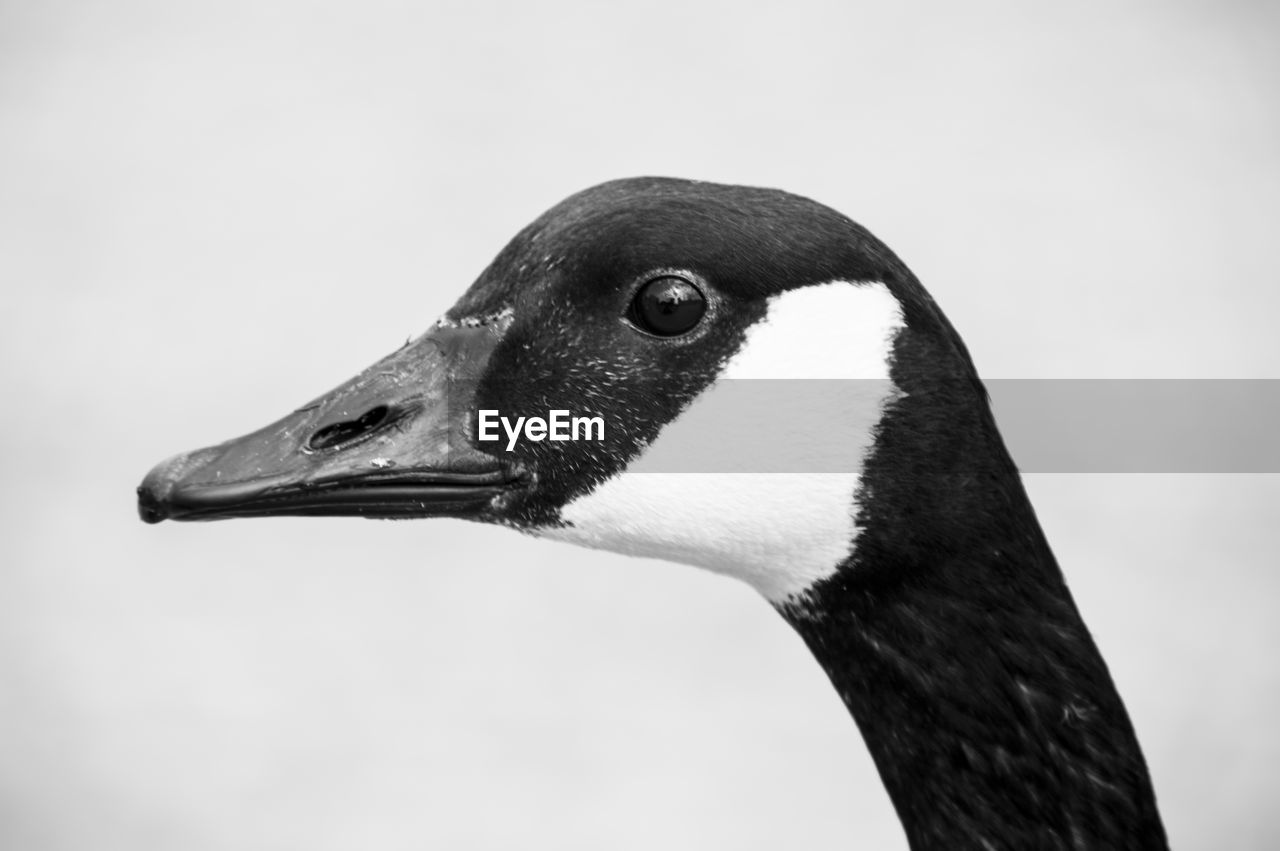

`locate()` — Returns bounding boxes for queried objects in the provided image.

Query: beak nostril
[307,405,392,451]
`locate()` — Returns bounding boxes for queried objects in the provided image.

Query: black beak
[137,320,524,523]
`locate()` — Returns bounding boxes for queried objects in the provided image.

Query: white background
[2,1,1278,848]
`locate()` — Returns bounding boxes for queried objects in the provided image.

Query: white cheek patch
[538,281,905,604]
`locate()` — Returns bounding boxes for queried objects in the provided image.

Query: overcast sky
[2,2,1278,849]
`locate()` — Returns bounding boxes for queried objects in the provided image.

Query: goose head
[137,176,984,603]
[137,177,1166,848]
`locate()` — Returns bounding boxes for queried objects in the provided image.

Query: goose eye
[628,276,707,337]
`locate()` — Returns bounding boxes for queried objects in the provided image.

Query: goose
[137,177,1168,849]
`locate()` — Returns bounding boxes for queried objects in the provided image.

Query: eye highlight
[627,275,707,337]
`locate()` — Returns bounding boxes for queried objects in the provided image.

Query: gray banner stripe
[464,379,1280,473]
[990,379,1280,473]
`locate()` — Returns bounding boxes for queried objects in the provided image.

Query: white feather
[539,281,904,603]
